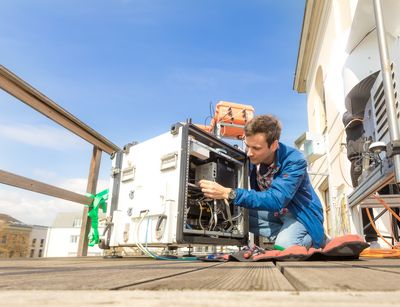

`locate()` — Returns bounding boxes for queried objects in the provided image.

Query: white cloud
[0,122,86,150]
[0,188,82,226]
[0,177,109,226]
[166,68,273,90]
[57,177,109,195]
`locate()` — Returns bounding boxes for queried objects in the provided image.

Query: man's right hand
[198,180,231,200]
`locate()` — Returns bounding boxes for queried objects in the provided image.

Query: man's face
[244,133,278,165]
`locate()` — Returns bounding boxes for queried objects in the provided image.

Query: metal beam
[359,195,400,209]
[0,65,120,155]
[348,160,394,208]
[0,169,91,205]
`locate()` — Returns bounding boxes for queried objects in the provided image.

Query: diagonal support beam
[0,169,91,205]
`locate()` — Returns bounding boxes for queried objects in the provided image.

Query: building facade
[28,225,49,258]
[294,0,400,244]
[0,213,31,258]
[45,211,104,257]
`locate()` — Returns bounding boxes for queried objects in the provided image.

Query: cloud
[0,122,86,150]
[166,68,273,91]
[0,177,109,226]
[57,177,109,195]
[0,188,82,227]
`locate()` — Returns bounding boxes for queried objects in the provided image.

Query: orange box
[210,101,254,139]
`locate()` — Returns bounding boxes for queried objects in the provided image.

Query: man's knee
[274,235,295,249]
[275,232,312,249]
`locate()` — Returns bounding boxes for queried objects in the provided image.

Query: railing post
[77,146,102,257]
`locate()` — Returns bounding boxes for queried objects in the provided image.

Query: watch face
[229,189,236,200]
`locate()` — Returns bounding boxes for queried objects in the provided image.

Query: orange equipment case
[210,101,254,139]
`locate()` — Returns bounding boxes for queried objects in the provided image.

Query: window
[322,186,331,236]
[70,235,79,244]
[31,238,37,247]
[30,249,35,258]
[38,249,43,258]
[40,239,44,247]
[319,179,331,236]
[72,218,82,228]
[1,235,6,244]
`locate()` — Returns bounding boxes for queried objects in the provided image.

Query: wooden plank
[0,257,155,269]
[2,290,400,306]
[0,65,120,154]
[78,146,102,256]
[338,258,400,274]
[128,262,295,291]
[0,169,91,205]
[277,261,400,291]
[0,259,219,290]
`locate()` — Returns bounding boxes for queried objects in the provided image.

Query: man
[199,114,325,249]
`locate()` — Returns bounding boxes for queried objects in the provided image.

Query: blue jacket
[235,142,325,248]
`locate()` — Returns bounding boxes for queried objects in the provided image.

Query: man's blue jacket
[234,142,325,248]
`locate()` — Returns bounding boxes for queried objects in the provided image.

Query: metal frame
[373,0,400,183]
[351,195,400,237]
[179,123,249,246]
[0,65,121,256]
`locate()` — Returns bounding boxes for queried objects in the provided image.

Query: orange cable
[373,193,400,244]
[365,206,394,248]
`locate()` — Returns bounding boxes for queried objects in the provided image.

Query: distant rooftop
[0,213,31,229]
[52,211,83,228]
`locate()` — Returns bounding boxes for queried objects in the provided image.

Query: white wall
[301,0,400,244]
[45,227,103,257]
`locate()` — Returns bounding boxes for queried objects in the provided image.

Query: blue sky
[0,0,307,226]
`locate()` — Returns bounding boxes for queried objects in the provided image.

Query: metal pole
[373,0,400,183]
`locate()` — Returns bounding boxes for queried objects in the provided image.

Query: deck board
[276,259,400,291]
[0,258,219,290]
[128,262,295,291]
[342,258,400,274]
[1,257,400,292]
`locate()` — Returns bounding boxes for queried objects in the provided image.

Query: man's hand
[198,180,231,200]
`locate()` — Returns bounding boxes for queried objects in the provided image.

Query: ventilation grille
[371,63,400,143]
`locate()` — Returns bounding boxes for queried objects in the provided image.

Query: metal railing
[0,65,121,256]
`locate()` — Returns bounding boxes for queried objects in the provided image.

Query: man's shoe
[369,240,381,249]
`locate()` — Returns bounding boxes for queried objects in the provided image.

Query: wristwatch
[228,189,237,202]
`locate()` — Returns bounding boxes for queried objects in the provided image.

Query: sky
[0,0,308,226]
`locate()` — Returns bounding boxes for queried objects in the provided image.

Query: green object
[85,189,109,247]
[273,244,285,251]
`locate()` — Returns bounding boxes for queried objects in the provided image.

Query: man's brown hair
[244,114,282,146]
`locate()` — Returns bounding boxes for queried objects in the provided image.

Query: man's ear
[271,139,279,151]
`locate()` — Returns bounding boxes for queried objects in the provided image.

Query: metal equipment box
[103,123,249,249]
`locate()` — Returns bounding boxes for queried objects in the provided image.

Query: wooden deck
[0,257,400,306]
